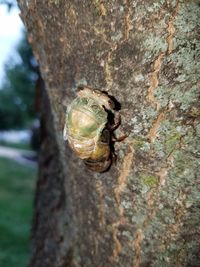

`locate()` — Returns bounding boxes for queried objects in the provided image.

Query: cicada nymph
[63,87,122,172]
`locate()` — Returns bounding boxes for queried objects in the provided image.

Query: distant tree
[0,31,38,129]
[0,0,17,11]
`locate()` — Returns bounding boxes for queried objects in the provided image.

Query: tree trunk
[18,1,199,266]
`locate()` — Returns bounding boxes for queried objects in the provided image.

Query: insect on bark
[63,87,123,172]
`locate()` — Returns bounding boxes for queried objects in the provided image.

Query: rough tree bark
[18,1,199,266]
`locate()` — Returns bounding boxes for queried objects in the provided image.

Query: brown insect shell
[65,88,113,171]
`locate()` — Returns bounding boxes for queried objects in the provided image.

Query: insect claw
[112,133,128,142]
[108,112,121,131]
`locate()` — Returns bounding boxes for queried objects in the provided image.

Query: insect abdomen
[84,142,111,172]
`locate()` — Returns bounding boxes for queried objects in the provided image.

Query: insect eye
[91,104,99,112]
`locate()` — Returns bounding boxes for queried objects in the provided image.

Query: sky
[0,4,24,84]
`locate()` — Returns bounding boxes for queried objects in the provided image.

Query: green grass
[0,141,31,151]
[0,157,37,267]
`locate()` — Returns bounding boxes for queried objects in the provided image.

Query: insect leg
[108,112,121,131]
[112,133,128,142]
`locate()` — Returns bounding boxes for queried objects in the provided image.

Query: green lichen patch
[165,131,182,155]
[144,34,167,59]
[188,107,200,118]
[175,1,200,34]
[141,175,159,187]
[152,117,187,158]
[153,85,169,108]
[131,213,146,226]
[133,137,150,151]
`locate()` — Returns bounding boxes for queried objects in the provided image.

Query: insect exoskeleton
[63,87,119,172]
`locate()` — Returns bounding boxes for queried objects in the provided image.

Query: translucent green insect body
[64,87,116,172]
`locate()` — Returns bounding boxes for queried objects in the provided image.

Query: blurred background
[0,0,39,266]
